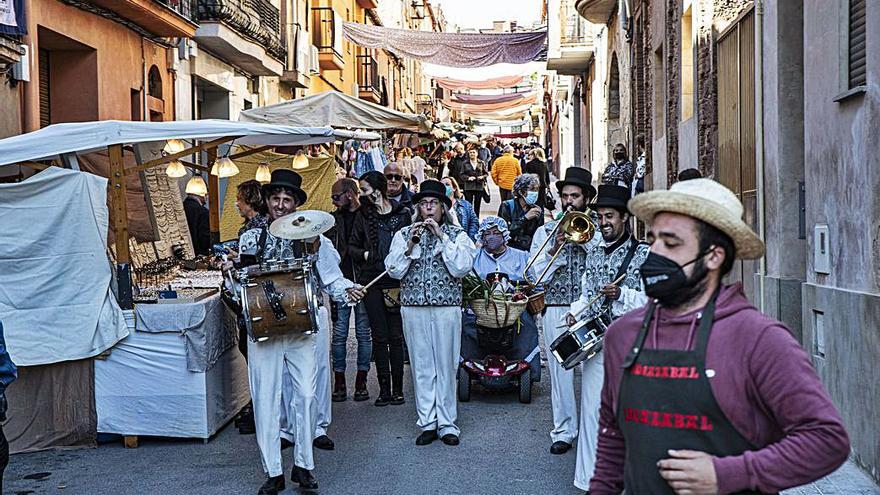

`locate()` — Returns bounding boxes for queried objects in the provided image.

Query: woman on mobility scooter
[459,217,541,403]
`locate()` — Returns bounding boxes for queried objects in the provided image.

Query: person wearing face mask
[498,173,544,251]
[441,176,479,241]
[589,179,849,495]
[385,180,476,446]
[349,171,412,407]
[327,178,372,404]
[563,185,649,492]
[528,166,600,456]
[602,143,635,190]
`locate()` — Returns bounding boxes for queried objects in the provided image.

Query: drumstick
[557,273,629,327]
[360,269,389,292]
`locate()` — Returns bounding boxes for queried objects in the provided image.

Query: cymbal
[269,210,335,240]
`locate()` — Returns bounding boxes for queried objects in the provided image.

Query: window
[653,46,665,138]
[680,3,695,121]
[609,53,620,120]
[848,0,867,88]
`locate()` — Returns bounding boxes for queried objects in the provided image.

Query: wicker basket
[471,297,527,329]
[526,291,546,315]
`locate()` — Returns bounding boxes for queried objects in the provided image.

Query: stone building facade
[573,0,880,481]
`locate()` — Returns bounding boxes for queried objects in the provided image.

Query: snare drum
[238,259,321,342]
[549,315,609,370]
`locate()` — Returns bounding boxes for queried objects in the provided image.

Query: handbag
[481,182,491,203]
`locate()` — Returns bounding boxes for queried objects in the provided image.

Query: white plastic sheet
[0,167,129,365]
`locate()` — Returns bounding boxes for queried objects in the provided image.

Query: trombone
[523,209,596,287]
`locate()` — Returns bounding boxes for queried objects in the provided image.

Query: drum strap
[605,238,640,308]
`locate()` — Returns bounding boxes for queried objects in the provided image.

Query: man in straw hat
[529,166,600,455]
[564,184,649,492]
[385,179,476,447]
[233,169,366,494]
[588,179,849,494]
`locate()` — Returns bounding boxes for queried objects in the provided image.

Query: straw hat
[628,178,765,259]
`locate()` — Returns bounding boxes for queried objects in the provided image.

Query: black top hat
[411,179,452,209]
[262,169,307,206]
[589,184,631,213]
[555,167,597,198]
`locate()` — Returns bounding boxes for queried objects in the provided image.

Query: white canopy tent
[0,119,379,167]
[239,90,432,134]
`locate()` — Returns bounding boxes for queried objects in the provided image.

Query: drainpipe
[755,0,766,312]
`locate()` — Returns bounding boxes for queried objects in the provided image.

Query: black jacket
[183,196,211,256]
[524,159,552,205]
[327,208,359,281]
[498,198,545,252]
[349,200,412,287]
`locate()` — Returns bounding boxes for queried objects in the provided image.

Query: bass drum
[239,260,321,342]
[549,315,609,370]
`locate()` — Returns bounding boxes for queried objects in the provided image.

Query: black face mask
[640,250,711,307]
[613,152,626,160]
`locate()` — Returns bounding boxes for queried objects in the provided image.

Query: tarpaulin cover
[4,359,97,453]
[220,153,337,241]
[435,75,525,90]
[343,22,547,68]
[0,167,129,366]
[95,314,250,439]
[239,90,429,133]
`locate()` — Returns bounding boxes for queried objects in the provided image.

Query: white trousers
[401,306,462,437]
[543,305,578,443]
[248,332,317,476]
[574,350,604,490]
[282,306,332,440]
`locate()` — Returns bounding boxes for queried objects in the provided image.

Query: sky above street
[434,0,543,31]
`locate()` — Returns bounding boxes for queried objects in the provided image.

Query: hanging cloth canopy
[343,22,547,68]
[441,92,538,113]
[449,92,529,105]
[435,75,526,91]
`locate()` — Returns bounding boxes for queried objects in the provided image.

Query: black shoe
[257,475,285,495]
[332,371,347,402]
[237,408,255,435]
[441,433,460,446]
[313,434,334,451]
[415,429,438,446]
[353,370,370,401]
[280,438,294,450]
[291,466,318,490]
[375,373,392,406]
[550,440,572,455]
[390,393,405,405]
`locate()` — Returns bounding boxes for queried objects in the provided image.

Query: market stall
[0,120,379,450]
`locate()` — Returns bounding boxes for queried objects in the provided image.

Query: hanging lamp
[255,163,272,183]
[185,175,208,196]
[165,160,187,178]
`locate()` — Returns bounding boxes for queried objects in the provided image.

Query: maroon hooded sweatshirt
[590,283,850,494]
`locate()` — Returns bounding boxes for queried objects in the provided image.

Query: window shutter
[849,0,867,88]
[39,49,50,128]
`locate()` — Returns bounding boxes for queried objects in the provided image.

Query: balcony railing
[154,0,197,21]
[357,54,379,91]
[312,7,342,56]
[197,0,286,60]
[415,93,433,116]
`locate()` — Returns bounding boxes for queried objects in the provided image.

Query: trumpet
[523,208,596,287]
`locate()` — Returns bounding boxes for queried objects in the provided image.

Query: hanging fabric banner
[435,75,526,91]
[441,92,537,113]
[449,92,529,105]
[343,22,547,68]
[0,0,26,35]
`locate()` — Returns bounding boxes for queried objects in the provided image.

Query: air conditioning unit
[11,44,29,82]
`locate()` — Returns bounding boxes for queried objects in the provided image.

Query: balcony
[415,94,434,116]
[357,52,381,103]
[195,0,286,76]
[0,37,22,66]
[86,0,198,37]
[281,23,312,88]
[312,7,344,71]
[547,9,594,75]
[575,0,616,25]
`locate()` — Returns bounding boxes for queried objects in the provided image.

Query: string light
[291,150,310,170]
[163,139,186,155]
[165,160,187,178]
[255,163,272,182]
[185,175,208,196]
[211,157,240,177]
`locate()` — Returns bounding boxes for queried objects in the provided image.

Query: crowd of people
[217,139,850,495]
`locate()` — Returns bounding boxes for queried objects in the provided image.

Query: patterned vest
[543,219,594,306]
[579,237,649,320]
[400,223,464,307]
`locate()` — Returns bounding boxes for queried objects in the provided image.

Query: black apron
[616,295,769,494]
